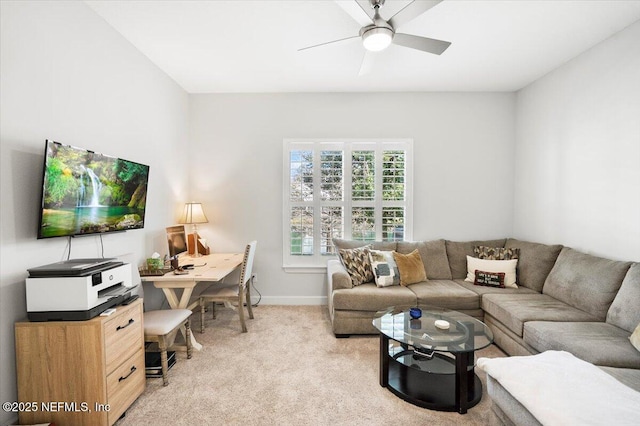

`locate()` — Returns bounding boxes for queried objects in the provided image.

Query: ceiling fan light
[362,27,393,52]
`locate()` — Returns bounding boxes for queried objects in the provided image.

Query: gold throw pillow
[393,250,427,286]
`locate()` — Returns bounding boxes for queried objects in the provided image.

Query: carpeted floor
[116,305,506,425]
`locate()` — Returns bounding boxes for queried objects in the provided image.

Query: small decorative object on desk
[147,252,163,270]
[409,307,422,319]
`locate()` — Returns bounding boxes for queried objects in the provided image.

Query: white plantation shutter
[283,139,413,270]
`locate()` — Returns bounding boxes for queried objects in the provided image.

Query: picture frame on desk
[166,225,188,258]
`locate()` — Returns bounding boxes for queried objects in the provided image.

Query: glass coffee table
[372,305,493,414]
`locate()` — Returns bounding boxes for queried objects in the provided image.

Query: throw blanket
[477,351,640,426]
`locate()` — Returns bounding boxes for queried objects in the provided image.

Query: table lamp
[179,202,208,257]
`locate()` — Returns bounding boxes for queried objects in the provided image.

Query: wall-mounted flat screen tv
[37,140,150,239]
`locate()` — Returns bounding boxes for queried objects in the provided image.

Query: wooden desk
[140,252,244,351]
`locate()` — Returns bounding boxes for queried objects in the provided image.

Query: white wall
[0,2,189,423]
[5,3,636,424]
[514,20,640,261]
[189,92,516,304]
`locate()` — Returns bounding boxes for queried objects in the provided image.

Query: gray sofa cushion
[524,321,640,369]
[396,240,451,280]
[454,279,538,297]
[543,248,632,321]
[482,293,598,337]
[599,367,640,392]
[407,280,480,310]
[333,238,397,251]
[332,283,415,311]
[606,263,640,332]
[505,239,563,292]
[445,239,507,279]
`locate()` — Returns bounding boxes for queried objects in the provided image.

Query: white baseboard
[256,296,327,305]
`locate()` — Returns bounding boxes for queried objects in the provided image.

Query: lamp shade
[179,202,208,224]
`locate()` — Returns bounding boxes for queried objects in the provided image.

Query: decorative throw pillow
[338,245,373,286]
[474,245,520,260]
[465,256,518,288]
[393,250,427,286]
[474,270,506,288]
[369,250,400,287]
[631,323,640,353]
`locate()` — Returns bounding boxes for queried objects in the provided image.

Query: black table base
[379,334,482,414]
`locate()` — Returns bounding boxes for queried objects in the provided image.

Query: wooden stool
[143,309,192,386]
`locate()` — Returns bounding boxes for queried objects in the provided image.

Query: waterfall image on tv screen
[38,140,150,238]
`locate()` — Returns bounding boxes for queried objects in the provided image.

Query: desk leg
[160,288,180,309]
[160,288,203,352]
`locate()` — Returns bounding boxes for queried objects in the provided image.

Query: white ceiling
[86,0,640,93]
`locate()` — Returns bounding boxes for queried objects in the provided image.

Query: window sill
[282,265,328,274]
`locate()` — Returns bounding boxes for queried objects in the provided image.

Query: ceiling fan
[299,0,451,75]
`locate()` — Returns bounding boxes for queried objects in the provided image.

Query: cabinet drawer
[107,349,145,425]
[104,303,143,373]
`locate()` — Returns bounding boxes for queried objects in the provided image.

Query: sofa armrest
[327,259,352,291]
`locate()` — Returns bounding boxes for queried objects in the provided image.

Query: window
[283,139,413,270]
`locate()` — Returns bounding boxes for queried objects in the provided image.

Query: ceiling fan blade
[393,33,451,55]
[388,0,442,30]
[298,35,360,52]
[358,51,376,76]
[335,1,374,27]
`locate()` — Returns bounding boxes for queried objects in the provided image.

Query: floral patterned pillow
[474,246,520,260]
[338,245,373,286]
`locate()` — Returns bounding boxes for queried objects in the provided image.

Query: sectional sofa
[326,238,640,422]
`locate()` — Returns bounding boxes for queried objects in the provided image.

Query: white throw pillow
[631,323,640,353]
[368,249,400,287]
[465,256,518,288]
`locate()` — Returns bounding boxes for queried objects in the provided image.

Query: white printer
[26,258,133,321]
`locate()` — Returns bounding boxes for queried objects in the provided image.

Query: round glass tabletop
[372,305,494,353]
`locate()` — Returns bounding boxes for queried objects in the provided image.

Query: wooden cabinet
[15,299,145,426]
